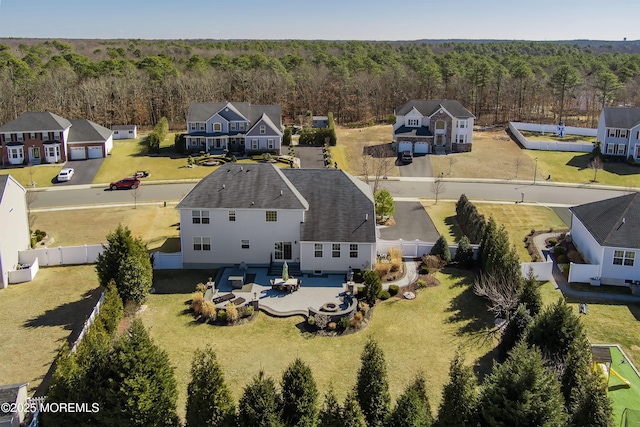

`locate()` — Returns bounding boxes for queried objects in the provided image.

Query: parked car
[57,168,74,182]
[401,150,413,164]
[110,177,140,190]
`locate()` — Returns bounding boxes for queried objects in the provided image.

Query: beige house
[0,175,30,289]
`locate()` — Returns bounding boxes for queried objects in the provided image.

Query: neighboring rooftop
[394,125,433,137]
[570,193,640,249]
[0,382,28,422]
[395,100,475,119]
[602,107,640,129]
[0,175,25,204]
[187,102,282,130]
[111,124,136,130]
[68,119,113,143]
[0,112,71,133]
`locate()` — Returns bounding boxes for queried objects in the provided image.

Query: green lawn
[142,268,496,419]
[523,150,640,187]
[0,163,64,188]
[423,201,568,260]
[0,266,101,396]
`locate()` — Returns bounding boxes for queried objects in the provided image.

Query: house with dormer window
[596,107,640,160]
[393,100,475,155]
[185,102,283,155]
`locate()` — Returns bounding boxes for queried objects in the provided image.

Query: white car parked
[57,168,75,182]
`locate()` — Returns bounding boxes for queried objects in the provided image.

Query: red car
[110,177,140,190]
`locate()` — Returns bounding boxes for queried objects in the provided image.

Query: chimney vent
[365,213,369,221]
[222,184,225,189]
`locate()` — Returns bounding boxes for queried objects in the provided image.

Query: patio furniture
[213,293,235,305]
[231,297,246,306]
[229,267,246,289]
[273,278,299,293]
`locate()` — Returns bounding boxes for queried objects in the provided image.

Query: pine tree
[435,352,478,427]
[518,267,543,317]
[497,304,533,361]
[99,279,124,335]
[568,367,614,427]
[430,235,451,263]
[388,373,433,427]
[341,392,367,427]
[478,217,497,269]
[116,252,153,305]
[238,370,283,427]
[479,342,568,427]
[363,270,382,306]
[319,388,342,427]
[280,358,319,427]
[186,346,236,427]
[355,338,390,427]
[454,235,474,268]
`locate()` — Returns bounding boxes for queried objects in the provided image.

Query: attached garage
[88,146,103,158]
[69,146,86,160]
[398,141,413,154]
[414,141,429,154]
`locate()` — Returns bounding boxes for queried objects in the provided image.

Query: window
[239,122,246,131]
[190,123,196,131]
[17,133,23,142]
[114,130,119,135]
[408,118,419,127]
[332,244,341,258]
[128,130,133,134]
[315,243,323,258]
[230,122,237,131]
[192,210,210,224]
[456,134,467,144]
[457,120,467,129]
[268,139,274,149]
[274,242,292,260]
[4,133,11,142]
[350,244,358,258]
[607,144,615,154]
[607,128,628,138]
[213,123,221,131]
[199,123,205,131]
[436,120,445,130]
[29,132,36,139]
[260,125,266,134]
[617,144,626,155]
[53,132,60,140]
[242,240,250,249]
[613,250,635,266]
[229,210,236,222]
[8,146,23,159]
[193,237,211,251]
[252,139,258,149]
[266,211,277,222]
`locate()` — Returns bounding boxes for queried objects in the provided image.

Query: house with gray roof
[0,382,29,427]
[393,100,474,155]
[185,102,283,155]
[596,107,640,160]
[569,193,640,286]
[0,175,29,289]
[0,112,113,164]
[176,163,376,273]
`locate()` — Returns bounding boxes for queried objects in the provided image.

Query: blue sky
[0,0,638,41]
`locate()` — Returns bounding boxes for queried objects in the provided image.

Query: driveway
[53,158,104,186]
[379,201,440,241]
[398,154,433,178]
[295,146,325,169]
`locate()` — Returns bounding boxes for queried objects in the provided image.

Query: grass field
[335,125,399,177]
[31,205,181,252]
[0,266,101,396]
[423,201,568,260]
[142,268,496,419]
[0,163,64,188]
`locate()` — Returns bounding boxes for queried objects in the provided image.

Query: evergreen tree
[99,279,124,335]
[454,235,474,268]
[283,126,292,146]
[568,367,614,427]
[355,338,390,427]
[363,270,382,306]
[238,371,283,427]
[435,352,478,427]
[497,303,533,361]
[341,392,367,427]
[280,358,319,427]
[388,373,433,427]
[319,388,342,427]
[479,342,568,427]
[430,235,451,263]
[478,217,497,270]
[186,346,236,427]
[518,268,543,317]
[374,189,395,220]
[116,252,153,305]
[455,194,469,218]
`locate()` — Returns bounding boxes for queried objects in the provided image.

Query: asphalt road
[398,154,433,178]
[379,201,439,241]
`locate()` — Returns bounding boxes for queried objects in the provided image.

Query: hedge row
[455,194,486,244]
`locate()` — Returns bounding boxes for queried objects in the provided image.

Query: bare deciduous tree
[589,156,603,182]
[448,156,455,175]
[353,141,394,194]
[514,155,523,178]
[431,177,445,204]
[473,271,521,321]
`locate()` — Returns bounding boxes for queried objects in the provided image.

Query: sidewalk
[534,232,640,304]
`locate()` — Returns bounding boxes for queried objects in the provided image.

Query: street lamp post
[533,157,538,184]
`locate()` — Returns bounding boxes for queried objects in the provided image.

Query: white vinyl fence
[8,257,39,284]
[71,291,105,353]
[509,122,596,153]
[152,252,183,269]
[18,245,104,266]
[568,262,600,284]
[521,255,553,281]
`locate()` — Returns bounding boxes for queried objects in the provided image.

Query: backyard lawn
[423,201,568,260]
[335,125,399,177]
[520,131,597,143]
[0,266,101,396]
[31,205,181,252]
[142,268,497,419]
[0,163,64,188]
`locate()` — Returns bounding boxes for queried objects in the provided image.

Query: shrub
[378,291,391,300]
[191,292,204,314]
[357,286,365,295]
[553,246,564,256]
[420,264,430,274]
[388,285,400,296]
[431,235,451,263]
[307,316,315,326]
[557,254,569,264]
[34,229,46,241]
[358,301,370,315]
[339,316,351,329]
[374,262,391,278]
[417,279,427,288]
[245,305,254,317]
[314,313,330,329]
[226,302,239,323]
[195,283,207,294]
[548,238,557,246]
[388,247,403,272]
[200,301,216,321]
[327,322,337,331]
[174,133,186,154]
[562,264,570,274]
[350,316,362,329]
[422,254,445,270]
[217,309,227,322]
[530,229,536,235]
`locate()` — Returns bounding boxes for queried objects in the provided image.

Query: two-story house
[0,112,113,165]
[596,107,640,160]
[185,102,283,155]
[0,175,30,289]
[176,163,376,274]
[393,100,475,155]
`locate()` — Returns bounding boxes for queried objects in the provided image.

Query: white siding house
[0,176,30,289]
[177,164,376,273]
[112,125,137,140]
[0,382,29,427]
[569,193,640,286]
[596,107,640,160]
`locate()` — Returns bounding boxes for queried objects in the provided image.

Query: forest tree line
[1,38,640,129]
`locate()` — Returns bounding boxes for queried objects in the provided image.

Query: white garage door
[69,147,86,160]
[88,146,103,159]
[398,141,413,154]
[414,141,429,154]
